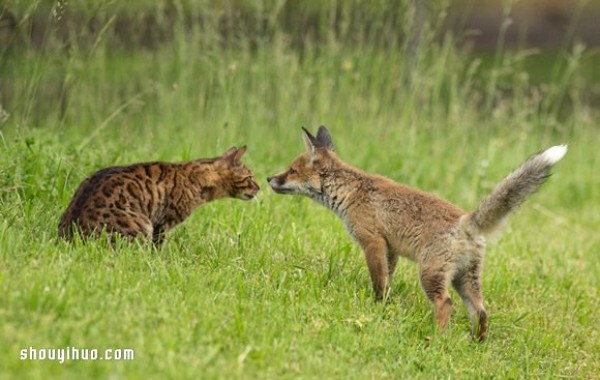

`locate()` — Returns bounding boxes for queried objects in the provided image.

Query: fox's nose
[266,176,272,182]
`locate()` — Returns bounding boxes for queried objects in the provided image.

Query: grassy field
[1,2,599,379]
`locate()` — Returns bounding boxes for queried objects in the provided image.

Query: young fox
[267,126,566,341]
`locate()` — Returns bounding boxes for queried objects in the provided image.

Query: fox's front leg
[356,234,390,301]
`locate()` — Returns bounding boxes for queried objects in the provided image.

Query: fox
[267,126,567,341]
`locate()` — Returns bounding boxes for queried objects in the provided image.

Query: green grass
[1,3,600,379]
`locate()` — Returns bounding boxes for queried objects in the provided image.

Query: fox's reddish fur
[268,126,566,341]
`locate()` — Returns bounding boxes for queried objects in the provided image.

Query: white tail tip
[541,144,568,165]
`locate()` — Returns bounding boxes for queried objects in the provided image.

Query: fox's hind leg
[419,259,453,331]
[452,255,488,342]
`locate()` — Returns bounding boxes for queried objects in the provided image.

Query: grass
[1,2,599,379]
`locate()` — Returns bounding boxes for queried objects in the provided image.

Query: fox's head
[267,126,336,198]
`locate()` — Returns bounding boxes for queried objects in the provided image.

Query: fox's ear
[302,126,334,153]
[316,125,334,151]
[302,127,318,153]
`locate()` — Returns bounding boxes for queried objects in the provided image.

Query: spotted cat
[58,146,259,245]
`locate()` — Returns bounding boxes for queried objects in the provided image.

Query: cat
[58,146,259,245]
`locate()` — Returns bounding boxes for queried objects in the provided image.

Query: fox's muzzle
[267,175,294,194]
[267,176,280,190]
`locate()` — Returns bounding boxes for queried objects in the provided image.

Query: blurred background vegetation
[0,0,598,131]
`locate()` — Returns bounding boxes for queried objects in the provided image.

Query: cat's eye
[288,167,296,175]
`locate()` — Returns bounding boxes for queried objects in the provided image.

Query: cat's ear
[221,146,238,164]
[221,146,246,166]
[222,147,238,158]
[233,145,247,164]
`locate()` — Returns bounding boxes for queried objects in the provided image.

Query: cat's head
[219,146,260,200]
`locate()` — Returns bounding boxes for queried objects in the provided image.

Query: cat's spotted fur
[58,146,259,245]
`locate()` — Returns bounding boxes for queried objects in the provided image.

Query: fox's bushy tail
[464,145,567,237]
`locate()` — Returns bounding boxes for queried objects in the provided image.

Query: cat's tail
[462,145,567,238]
[58,214,73,240]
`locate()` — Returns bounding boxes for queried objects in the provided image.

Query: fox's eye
[288,167,296,175]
